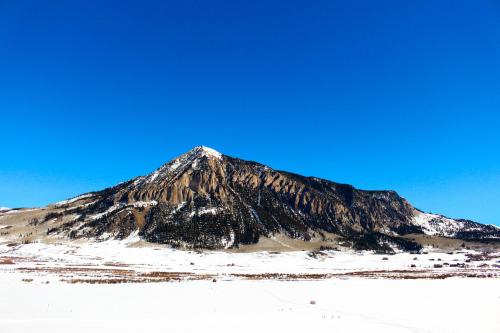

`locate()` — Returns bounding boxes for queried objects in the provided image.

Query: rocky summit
[29,146,500,251]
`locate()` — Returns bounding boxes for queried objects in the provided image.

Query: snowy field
[1,240,499,332]
[1,275,499,333]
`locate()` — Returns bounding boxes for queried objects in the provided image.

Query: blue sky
[0,1,499,225]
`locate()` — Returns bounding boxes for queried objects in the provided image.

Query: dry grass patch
[0,257,15,265]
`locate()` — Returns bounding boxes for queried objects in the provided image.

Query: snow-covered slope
[413,211,467,236]
[412,210,500,239]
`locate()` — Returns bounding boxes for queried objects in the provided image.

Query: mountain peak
[191,146,222,160]
[134,146,223,185]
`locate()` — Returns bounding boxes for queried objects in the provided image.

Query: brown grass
[62,271,215,284]
[0,257,15,265]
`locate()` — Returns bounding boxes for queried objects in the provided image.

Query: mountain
[9,146,500,251]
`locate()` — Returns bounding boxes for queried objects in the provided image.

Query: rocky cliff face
[46,146,500,250]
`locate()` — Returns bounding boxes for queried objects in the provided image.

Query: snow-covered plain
[1,240,499,333]
[1,275,499,333]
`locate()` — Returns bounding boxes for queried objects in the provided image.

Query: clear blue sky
[0,1,499,225]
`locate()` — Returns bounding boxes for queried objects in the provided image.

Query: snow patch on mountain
[89,204,123,220]
[148,170,160,183]
[221,229,235,249]
[133,200,158,208]
[188,206,221,217]
[1,208,38,215]
[413,211,461,236]
[197,146,222,160]
[171,202,187,214]
[55,193,94,206]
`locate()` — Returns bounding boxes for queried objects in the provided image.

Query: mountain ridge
[2,146,499,252]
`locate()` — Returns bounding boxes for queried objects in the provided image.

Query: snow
[1,277,499,333]
[132,200,158,208]
[0,260,499,332]
[0,208,38,215]
[147,170,160,183]
[0,207,10,211]
[169,160,181,171]
[221,229,235,249]
[412,211,437,233]
[413,211,464,236]
[197,145,222,160]
[188,206,220,217]
[191,159,199,169]
[88,204,123,220]
[0,240,499,332]
[2,240,498,278]
[171,201,186,214]
[54,194,94,206]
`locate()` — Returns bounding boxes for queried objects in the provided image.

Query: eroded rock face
[47,146,499,249]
